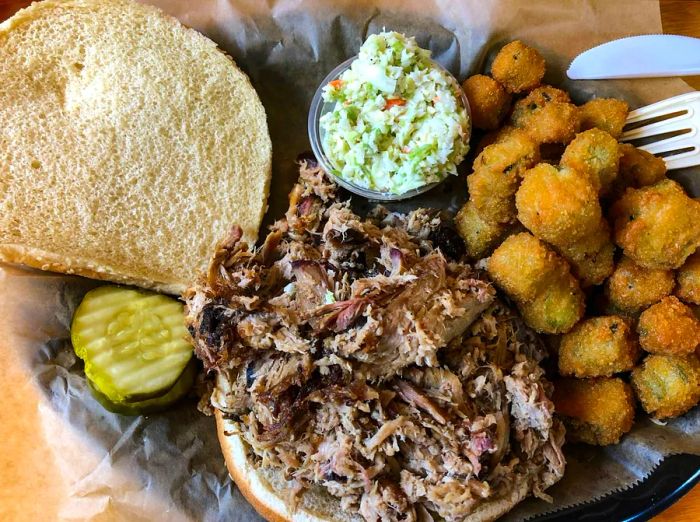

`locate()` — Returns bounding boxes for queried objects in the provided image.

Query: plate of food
[0,1,698,521]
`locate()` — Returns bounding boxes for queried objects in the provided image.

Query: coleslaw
[320,31,470,195]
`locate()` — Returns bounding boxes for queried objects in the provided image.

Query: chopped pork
[184,161,565,522]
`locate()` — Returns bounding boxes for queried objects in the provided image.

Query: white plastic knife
[567,34,700,80]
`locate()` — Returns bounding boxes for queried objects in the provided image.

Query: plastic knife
[567,34,700,80]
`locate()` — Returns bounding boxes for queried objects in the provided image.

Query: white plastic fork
[620,91,700,170]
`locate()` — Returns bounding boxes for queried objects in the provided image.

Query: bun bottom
[216,410,337,522]
[214,410,548,522]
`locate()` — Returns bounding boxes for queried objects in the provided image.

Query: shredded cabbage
[320,31,470,194]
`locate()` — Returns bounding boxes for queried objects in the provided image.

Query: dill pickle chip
[88,359,196,416]
[71,285,193,403]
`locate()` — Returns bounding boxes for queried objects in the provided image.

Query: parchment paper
[1,1,698,521]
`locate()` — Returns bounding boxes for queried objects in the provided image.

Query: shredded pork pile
[184,162,565,522]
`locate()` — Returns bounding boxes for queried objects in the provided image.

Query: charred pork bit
[428,225,466,261]
[184,163,565,522]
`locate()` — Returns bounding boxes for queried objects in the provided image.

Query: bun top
[0,0,272,293]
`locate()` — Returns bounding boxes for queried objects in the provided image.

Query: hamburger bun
[216,410,361,522]
[0,0,272,294]
[215,410,552,522]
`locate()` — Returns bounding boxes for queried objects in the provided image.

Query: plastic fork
[620,91,700,170]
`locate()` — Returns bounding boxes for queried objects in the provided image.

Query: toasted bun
[216,410,362,522]
[215,410,543,522]
[0,0,272,294]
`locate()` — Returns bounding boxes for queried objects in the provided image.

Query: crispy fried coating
[637,296,700,355]
[555,219,615,287]
[516,163,602,245]
[522,85,571,104]
[467,168,520,225]
[618,144,667,187]
[553,377,635,445]
[611,179,700,269]
[487,232,564,302]
[677,250,700,305]
[488,232,584,333]
[579,98,629,139]
[559,316,640,377]
[510,86,580,144]
[468,133,540,224]
[561,129,621,195]
[605,255,674,313]
[455,201,510,260]
[631,354,700,419]
[472,130,540,177]
[491,40,546,94]
[520,278,585,334]
[461,74,512,130]
[473,126,531,156]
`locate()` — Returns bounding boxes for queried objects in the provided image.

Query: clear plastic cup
[308,56,471,201]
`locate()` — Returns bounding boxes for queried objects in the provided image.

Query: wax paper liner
[0,0,698,520]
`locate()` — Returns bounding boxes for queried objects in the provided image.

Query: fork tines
[621,91,700,170]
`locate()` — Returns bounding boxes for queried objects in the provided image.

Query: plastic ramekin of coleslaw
[309,31,471,200]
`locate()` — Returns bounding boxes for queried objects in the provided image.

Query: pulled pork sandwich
[184,161,565,522]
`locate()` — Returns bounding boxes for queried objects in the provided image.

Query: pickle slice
[88,359,196,416]
[71,285,194,403]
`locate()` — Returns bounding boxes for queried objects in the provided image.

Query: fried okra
[637,296,700,355]
[488,233,584,333]
[468,133,540,224]
[455,201,510,260]
[605,255,674,313]
[467,168,520,225]
[579,98,629,139]
[472,129,540,177]
[521,85,571,104]
[568,240,615,288]
[510,86,580,144]
[473,126,532,156]
[561,129,621,195]
[618,143,667,188]
[611,179,700,269]
[559,316,640,377]
[553,377,635,445]
[520,278,586,334]
[516,163,602,245]
[491,40,546,93]
[556,220,615,287]
[632,354,700,419]
[487,232,564,302]
[461,74,512,130]
[677,251,700,305]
